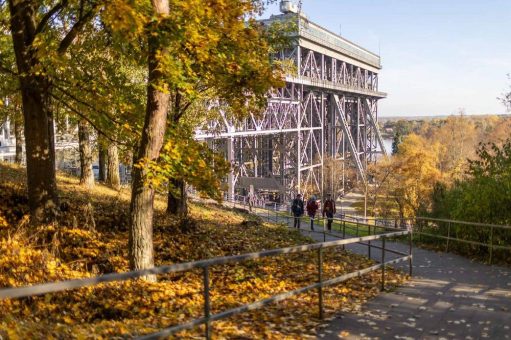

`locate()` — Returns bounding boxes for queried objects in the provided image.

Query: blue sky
[263,0,511,117]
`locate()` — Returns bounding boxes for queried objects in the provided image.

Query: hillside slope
[0,163,406,339]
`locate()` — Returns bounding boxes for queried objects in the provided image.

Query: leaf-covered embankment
[0,163,407,339]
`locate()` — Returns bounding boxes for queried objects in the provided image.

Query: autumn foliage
[0,164,406,338]
[370,115,511,219]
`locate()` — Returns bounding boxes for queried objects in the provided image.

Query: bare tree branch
[52,82,128,128]
[49,92,133,147]
[57,2,99,55]
[34,0,69,37]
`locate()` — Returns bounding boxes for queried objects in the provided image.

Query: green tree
[3,0,101,222]
[103,0,286,276]
[437,140,511,225]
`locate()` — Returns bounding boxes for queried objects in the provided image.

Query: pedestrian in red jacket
[322,193,336,231]
[306,195,319,231]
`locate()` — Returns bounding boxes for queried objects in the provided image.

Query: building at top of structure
[197,1,388,202]
[262,10,385,98]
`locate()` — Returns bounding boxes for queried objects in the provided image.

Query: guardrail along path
[251,206,511,339]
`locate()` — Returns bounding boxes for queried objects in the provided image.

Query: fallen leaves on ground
[0,163,407,339]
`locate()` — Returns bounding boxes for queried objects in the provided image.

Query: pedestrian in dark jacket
[322,193,336,231]
[291,194,304,228]
[306,195,319,230]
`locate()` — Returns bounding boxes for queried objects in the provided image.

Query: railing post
[342,221,346,249]
[317,247,324,319]
[446,221,451,252]
[418,220,422,243]
[323,218,326,242]
[489,226,494,265]
[356,219,359,237]
[381,236,386,291]
[408,231,413,276]
[368,225,371,259]
[203,266,211,340]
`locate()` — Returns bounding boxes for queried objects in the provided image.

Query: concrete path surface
[256,211,511,340]
[338,191,364,217]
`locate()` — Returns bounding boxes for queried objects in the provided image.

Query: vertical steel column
[356,98,361,169]
[341,97,346,193]
[293,43,303,193]
[227,137,234,200]
[297,72,302,194]
[329,94,335,196]
[321,92,325,198]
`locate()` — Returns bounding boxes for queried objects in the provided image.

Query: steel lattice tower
[196,7,387,201]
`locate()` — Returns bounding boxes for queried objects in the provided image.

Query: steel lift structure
[195,1,388,201]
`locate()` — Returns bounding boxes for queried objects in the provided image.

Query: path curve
[255,211,511,339]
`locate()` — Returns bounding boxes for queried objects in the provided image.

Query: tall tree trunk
[98,136,107,182]
[167,178,188,216]
[8,1,58,223]
[78,119,94,188]
[14,114,23,164]
[129,0,170,281]
[107,143,121,189]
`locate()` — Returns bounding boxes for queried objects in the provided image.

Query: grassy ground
[0,163,407,339]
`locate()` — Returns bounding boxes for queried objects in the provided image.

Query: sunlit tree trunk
[8,1,58,222]
[129,0,170,281]
[98,136,107,182]
[107,143,121,189]
[78,119,94,189]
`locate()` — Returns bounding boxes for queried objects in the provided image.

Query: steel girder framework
[196,13,388,200]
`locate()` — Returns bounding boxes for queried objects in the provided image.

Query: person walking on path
[322,193,336,231]
[291,194,304,228]
[306,195,319,231]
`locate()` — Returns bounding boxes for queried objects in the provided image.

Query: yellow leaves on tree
[426,115,479,181]
[369,134,441,218]
[138,130,230,201]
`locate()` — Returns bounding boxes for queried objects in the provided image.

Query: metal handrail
[231,193,511,264]
[1,204,412,339]
[228,197,410,262]
[228,195,406,232]
[0,231,407,300]
[413,218,511,264]
[415,216,511,230]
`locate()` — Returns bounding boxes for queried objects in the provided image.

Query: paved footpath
[257,212,511,340]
